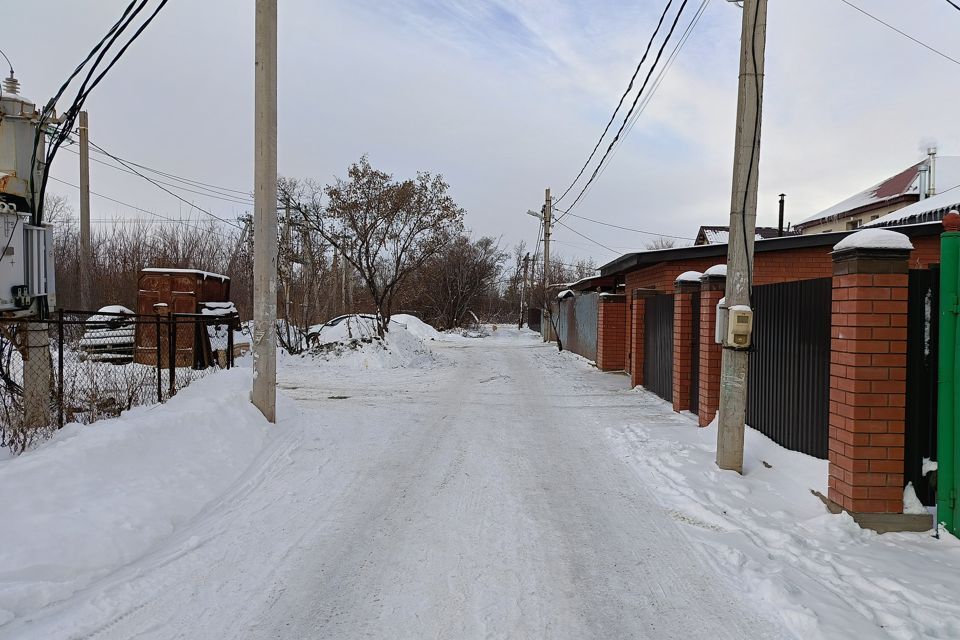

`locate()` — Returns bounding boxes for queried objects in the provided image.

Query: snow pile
[307,314,437,369]
[675,270,703,283]
[833,228,913,251]
[610,413,960,639]
[0,368,278,627]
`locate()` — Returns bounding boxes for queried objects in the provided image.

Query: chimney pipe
[927,146,937,197]
[778,193,786,236]
[918,164,929,201]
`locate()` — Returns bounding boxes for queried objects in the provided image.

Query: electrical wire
[553,220,619,254]
[554,0,676,204]
[557,209,694,240]
[59,144,254,206]
[86,139,244,230]
[47,175,236,240]
[947,0,960,11]
[838,0,960,67]
[557,0,690,223]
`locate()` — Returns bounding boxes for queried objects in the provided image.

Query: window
[870,215,880,221]
[846,219,862,230]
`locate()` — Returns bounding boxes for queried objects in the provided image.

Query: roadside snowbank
[610,412,960,640]
[0,368,278,626]
[307,314,438,369]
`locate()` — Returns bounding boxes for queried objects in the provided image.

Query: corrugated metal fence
[746,278,832,459]
[556,293,599,361]
[644,294,674,402]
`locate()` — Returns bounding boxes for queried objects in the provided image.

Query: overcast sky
[6,0,960,267]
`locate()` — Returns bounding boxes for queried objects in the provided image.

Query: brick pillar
[596,294,627,371]
[828,241,911,514]
[698,273,726,427]
[672,280,700,412]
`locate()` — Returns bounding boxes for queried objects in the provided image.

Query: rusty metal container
[134,268,231,367]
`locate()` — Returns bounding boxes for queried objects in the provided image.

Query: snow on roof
[675,270,703,283]
[142,267,230,281]
[865,187,960,228]
[557,289,575,299]
[798,157,960,227]
[833,228,913,252]
[704,264,727,277]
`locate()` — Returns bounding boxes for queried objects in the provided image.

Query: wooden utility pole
[519,251,530,328]
[543,189,553,341]
[283,199,292,348]
[717,0,767,473]
[79,110,91,310]
[252,0,277,422]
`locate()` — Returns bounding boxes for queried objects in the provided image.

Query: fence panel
[643,294,674,402]
[556,293,598,362]
[746,277,832,459]
[905,267,939,506]
[0,311,241,455]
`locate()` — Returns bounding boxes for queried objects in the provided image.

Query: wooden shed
[134,268,233,367]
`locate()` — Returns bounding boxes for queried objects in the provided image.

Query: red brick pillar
[630,290,654,387]
[596,294,627,371]
[672,278,701,412]
[698,271,726,427]
[828,238,911,514]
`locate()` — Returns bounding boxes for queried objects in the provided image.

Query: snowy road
[5,331,784,639]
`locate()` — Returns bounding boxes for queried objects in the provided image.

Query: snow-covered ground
[0,324,957,639]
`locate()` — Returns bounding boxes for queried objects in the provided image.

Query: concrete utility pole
[79,110,91,310]
[717,0,767,473]
[252,0,277,423]
[543,188,552,296]
[519,251,530,329]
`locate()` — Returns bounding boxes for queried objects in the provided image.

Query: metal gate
[643,294,674,402]
[746,278,832,458]
[905,267,939,506]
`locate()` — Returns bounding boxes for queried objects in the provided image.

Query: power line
[86,139,244,230]
[47,175,236,240]
[947,0,960,11]
[553,220,619,254]
[555,0,676,204]
[557,0,691,222]
[585,0,710,203]
[838,0,960,66]
[559,210,694,240]
[59,144,254,206]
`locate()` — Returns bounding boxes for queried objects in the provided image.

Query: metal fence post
[227,315,235,369]
[168,314,177,397]
[57,308,64,429]
[155,314,162,403]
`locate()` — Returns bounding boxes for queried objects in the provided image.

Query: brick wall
[828,249,910,514]
[672,282,699,412]
[597,295,627,371]
[631,294,647,387]
[698,276,725,426]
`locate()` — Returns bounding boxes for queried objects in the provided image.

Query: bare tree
[286,157,465,336]
[645,236,677,250]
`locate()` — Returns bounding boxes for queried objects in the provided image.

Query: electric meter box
[0,210,29,311]
[725,305,753,349]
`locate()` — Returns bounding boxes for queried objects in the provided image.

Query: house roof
[599,220,941,277]
[695,225,791,245]
[796,156,960,228]
[865,188,960,228]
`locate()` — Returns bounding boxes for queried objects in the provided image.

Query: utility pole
[519,251,530,329]
[283,199,292,349]
[252,0,277,423]
[717,0,767,473]
[79,110,91,310]
[543,189,553,341]
[543,188,552,295]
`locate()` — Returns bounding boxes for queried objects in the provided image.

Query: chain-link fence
[0,310,244,454]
